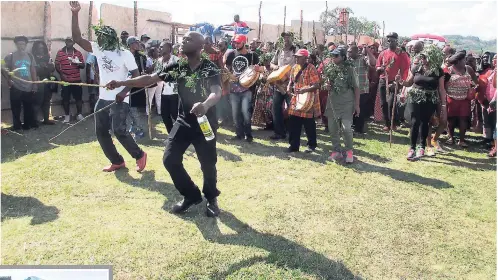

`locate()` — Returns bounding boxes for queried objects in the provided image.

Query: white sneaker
[76,114,84,121]
[63,115,70,123]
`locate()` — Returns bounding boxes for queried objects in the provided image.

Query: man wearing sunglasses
[375,32,410,131]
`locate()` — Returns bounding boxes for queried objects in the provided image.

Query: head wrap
[448,50,466,65]
[92,24,122,52]
[418,44,444,75]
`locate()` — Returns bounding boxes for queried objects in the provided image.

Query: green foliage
[320,7,380,42]
[319,7,354,36]
[167,58,220,97]
[259,52,274,66]
[419,44,444,76]
[321,54,354,94]
[445,35,496,54]
[91,21,122,52]
[275,31,300,50]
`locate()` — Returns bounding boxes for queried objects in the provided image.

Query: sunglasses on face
[332,54,339,58]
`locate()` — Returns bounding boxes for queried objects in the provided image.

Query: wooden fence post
[300,10,303,40]
[134,1,138,36]
[88,1,93,41]
[258,1,262,40]
[283,6,286,33]
[43,1,51,51]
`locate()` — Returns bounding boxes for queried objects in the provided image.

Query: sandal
[445,138,455,145]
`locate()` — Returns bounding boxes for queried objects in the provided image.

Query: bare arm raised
[70,1,93,53]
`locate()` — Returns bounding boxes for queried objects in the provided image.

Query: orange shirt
[288,63,321,118]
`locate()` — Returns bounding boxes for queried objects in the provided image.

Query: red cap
[294,49,310,57]
[233,34,247,44]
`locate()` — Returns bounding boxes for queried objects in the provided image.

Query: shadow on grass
[343,159,454,189]
[1,193,59,225]
[179,211,363,280]
[217,130,331,163]
[114,169,184,211]
[1,120,97,163]
[422,154,496,171]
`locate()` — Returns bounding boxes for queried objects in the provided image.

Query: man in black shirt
[127,36,147,138]
[106,31,223,217]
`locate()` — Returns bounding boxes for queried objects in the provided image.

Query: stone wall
[1,1,98,120]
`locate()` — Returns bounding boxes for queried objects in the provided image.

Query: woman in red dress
[445,51,478,147]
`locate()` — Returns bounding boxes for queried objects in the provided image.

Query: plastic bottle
[197,115,215,141]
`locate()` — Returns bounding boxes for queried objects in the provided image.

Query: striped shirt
[350,56,370,93]
[288,63,321,118]
[55,47,84,82]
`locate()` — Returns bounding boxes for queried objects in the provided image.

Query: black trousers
[88,86,99,113]
[353,93,370,133]
[61,84,83,115]
[288,115,317,151]
[10,87,37,129]
[379,79,398,127]
[407,101,436,150]
[160,94,179,133]
[94,99,144,164]
[35,84,52,121]
[163,122,220,201]
[482,105,497,140]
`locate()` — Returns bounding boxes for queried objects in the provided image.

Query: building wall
[100,4,172,41]
[1,1,98,117]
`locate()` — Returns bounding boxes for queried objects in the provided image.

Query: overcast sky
[86,0,497,40]
[0,269,109,280]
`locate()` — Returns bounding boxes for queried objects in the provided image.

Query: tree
[348,16,364,43]
[399,35,411,44]
[363,20,380,39]
[319,7,353,36]
[348,17,381,43]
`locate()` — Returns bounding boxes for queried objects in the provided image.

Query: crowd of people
[1,2,496,216]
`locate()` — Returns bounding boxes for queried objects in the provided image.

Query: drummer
[225,34,261,142]
[270,31,297,140]
[286,49,321,153]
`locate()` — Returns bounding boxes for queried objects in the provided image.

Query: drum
[239,65,260,88]
[294,92,315,112]
[267,65,291,84]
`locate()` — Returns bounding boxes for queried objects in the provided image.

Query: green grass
[1,118,496,279]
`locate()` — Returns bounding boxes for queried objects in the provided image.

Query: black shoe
[286,147,298,153]
[206,198,220,217]
[246,135,254,143]
[42,120,56,125]
[304,147,315,153]
[9,125,22,131]
[230,135,243,141]
[171,197,203,214]
[270,134,286,140]
[21,124,31,130]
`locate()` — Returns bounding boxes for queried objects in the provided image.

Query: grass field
[1,117,496,279]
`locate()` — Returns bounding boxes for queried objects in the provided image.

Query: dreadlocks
[92,24,122,53]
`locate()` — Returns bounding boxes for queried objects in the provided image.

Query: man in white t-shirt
[157,41,179,133]
[70,1,147,173]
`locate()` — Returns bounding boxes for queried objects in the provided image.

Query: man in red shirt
[55,37,85,123]
[375,32,410,130]
[231,15,248,28]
